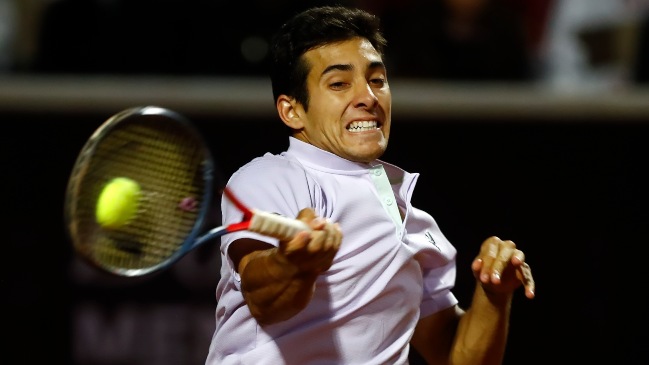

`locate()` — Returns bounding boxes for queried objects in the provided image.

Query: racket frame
[65,106,215,277]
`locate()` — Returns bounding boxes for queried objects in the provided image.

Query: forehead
[303,37,383,73]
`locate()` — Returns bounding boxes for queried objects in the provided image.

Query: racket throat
[223,188,253,218]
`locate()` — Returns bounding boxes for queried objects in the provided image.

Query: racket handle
[249,209,311,240]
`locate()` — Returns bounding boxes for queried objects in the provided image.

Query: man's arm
[229,208,342,325]
[411,236,535,365]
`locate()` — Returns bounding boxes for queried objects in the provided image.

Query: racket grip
[249,209,311,240]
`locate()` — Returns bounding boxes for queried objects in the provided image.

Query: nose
[354,82,379,109]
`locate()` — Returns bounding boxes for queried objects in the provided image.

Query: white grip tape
[249,209,310,240]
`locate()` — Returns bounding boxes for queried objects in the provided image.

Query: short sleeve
[219,154,319,284]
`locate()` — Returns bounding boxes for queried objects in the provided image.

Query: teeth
[347,121,378,132]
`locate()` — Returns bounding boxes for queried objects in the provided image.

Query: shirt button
[373,169,382,176]
[385,198,393,205]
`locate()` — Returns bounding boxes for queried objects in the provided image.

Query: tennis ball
[96,177,141,229]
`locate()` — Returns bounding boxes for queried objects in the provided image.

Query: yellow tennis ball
[96,177,141,229]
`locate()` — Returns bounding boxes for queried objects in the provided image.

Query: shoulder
[230,152,310,187]
[225,152,319,214]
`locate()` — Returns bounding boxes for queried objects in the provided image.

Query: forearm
[451,284,512,365]
[239,247,318,325]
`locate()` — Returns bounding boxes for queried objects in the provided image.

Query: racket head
[64,106,215,277]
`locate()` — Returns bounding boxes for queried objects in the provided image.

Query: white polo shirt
[207,137,458,365]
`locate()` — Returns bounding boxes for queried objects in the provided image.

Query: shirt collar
[286,136,377,172]
[284,137,419,200]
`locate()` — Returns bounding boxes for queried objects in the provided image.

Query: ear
[276,95,305,130]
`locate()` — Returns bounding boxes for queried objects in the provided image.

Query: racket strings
[70,115,210,275]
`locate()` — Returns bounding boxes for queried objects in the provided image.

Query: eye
[369,78,386,87]
[329,81,349,90]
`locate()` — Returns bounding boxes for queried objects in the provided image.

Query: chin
[342,135,388,162]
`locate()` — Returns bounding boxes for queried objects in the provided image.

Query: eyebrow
[321,61,385,76]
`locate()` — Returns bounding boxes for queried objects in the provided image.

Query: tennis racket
[64,106,309,277]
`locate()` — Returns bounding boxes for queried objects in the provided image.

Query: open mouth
[347,120,379,133]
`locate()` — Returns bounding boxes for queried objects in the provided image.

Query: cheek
[309,103,345,128]
[383,124,390,138]
[379,93,391,110]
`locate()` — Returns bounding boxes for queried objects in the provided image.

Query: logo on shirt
[425,231,441,251]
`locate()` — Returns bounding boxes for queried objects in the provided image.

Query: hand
[471,236,535,299]
[277,208,343,276]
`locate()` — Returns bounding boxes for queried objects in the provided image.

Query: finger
[479,237,499,283]
[511,249,526,264]
[280,230,310,258]
[323,221,337,250]
[306,229,326,252]
[519,262,536,299]
[317,220,342,252]
[510,250,535,297]
[492,241,516,283]
[329,222,343,247]
[510,250,535,298]
[332,223,343,250]
[296,207,316,222]
[471,257,483,273]
[309,217,327,231]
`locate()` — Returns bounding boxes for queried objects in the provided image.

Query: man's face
[292,37,392,163]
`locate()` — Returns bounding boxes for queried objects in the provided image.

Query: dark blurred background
[3,0,649,364]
